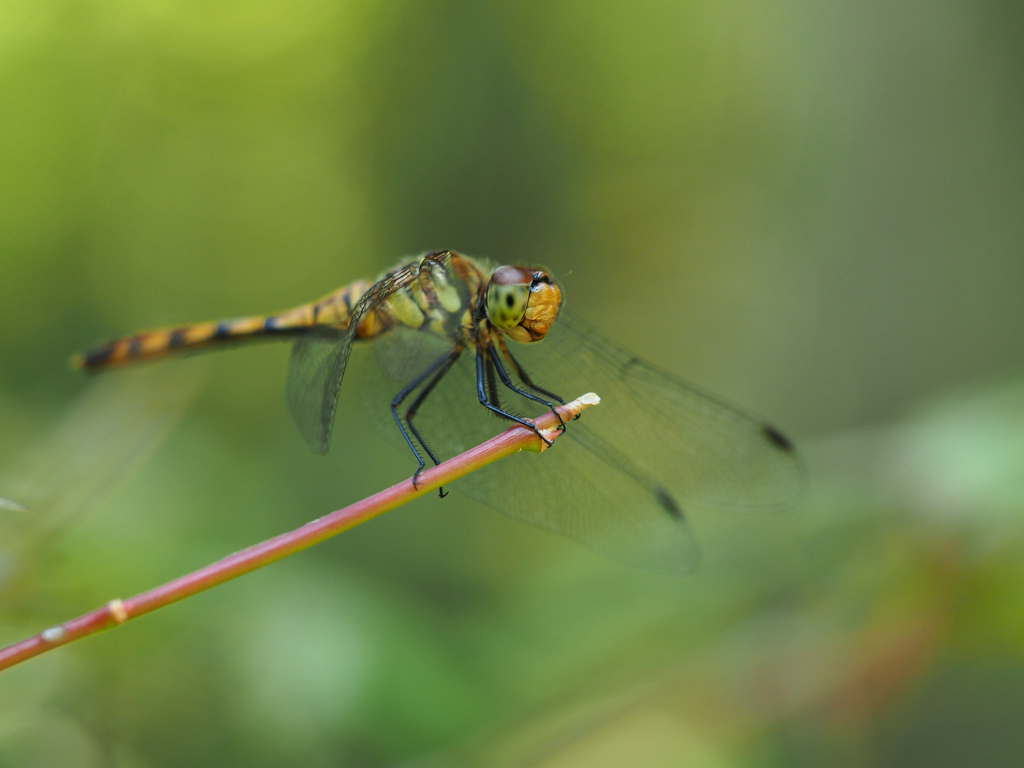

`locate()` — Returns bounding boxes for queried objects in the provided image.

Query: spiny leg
[485,353,501,411]
[392,347,463,491]
[496,335,566,404]
[488,344,567,431]
[475,346,553,447]
[403,346,464,496]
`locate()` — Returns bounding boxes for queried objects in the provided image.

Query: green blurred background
[2,1,1024,766]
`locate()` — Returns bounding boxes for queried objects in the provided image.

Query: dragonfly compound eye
[487,266,562,343]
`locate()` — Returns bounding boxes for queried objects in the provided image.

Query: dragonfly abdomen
[74,280,373,371]
[73,316,295,370]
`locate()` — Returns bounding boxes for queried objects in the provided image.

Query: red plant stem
[0,394,599,673]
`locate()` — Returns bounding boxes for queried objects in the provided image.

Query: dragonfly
[75,251,802,572]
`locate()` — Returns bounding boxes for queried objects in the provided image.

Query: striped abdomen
[74,280,372,371]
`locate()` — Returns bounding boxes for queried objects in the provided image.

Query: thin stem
[0,393,600,673]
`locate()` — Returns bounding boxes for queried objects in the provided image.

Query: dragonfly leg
[404,347,464,497]
[476,347,554,447]
[485,354,502,411]
[392,346,463,493]
[496,336,566,404]
[488,345,567,431]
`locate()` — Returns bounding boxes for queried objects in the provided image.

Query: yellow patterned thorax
[350,252,482,342]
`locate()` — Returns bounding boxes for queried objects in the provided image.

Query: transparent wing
[286,327,352,454]
[544,313,804,509]
[285,272,399,454]
[352,311,802,573]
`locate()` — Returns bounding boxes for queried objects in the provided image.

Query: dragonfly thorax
[485,265,562,343]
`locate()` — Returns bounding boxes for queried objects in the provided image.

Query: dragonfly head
[485,266,562,343]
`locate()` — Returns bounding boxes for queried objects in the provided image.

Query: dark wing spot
[506,293,515,307]
[128,337,143,357]
[214,323,233,338]
[763,424,795,453]
[168,329,187,348]
[264,316,278,331]
[653,486,685,521]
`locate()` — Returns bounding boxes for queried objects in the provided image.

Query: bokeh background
[2,1,1024,766]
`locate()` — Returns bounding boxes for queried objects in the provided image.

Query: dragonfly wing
[350,307,801,572]
[371,319,461,385]
[456,313,802,570]
[526,312,805,508]
[286,327,353,454]
[467,416,704,572]
[352,339,702,572]
[285,272,395,454]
